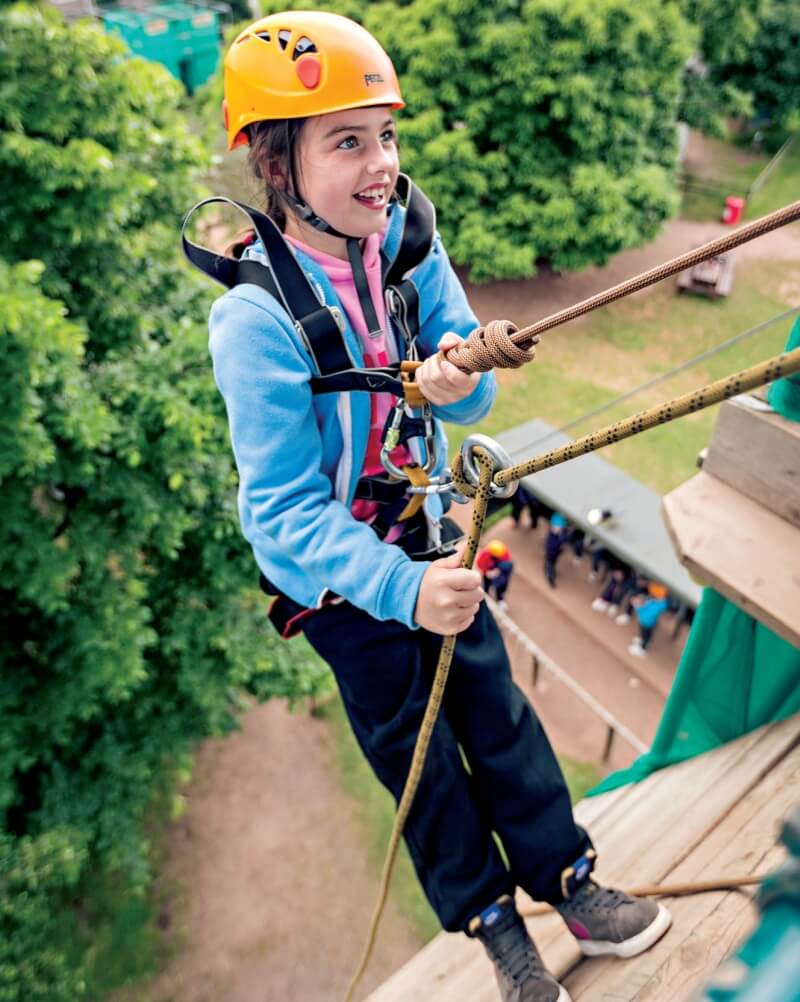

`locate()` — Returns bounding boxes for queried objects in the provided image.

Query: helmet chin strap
[280,164,386,340]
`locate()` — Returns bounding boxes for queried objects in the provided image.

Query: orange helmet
[487,540,508,558]
[648,583,668,599]
[223,11,405,149]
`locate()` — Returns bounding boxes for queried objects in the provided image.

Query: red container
[722,195,745,225]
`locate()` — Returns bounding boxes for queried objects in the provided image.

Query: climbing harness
[182,172,468,549]
[343,197,800,1002]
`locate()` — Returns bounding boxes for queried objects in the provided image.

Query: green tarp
[768,314,800,420]
[590,315,800,796]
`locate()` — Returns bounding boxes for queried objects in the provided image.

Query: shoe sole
[577,903,672,959]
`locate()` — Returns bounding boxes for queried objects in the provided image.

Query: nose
[367,138,396,176]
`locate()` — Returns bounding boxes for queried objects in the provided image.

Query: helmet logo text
[364,73,385,85]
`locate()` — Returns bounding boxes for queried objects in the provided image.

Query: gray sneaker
[556,880,672,958]
[469,896,571,1002]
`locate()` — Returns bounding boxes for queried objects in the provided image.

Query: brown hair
[224,118,306,257]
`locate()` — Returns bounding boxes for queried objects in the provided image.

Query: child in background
[544,513,567,588]
[197,13,671,1000]
[629,584,670,657]
[476,539,514,609]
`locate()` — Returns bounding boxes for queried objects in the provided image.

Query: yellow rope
[342,450,495,1002]
[342,347,800,1001]
[342,199,800,1000]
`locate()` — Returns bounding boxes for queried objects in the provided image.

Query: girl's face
[284,105,400,256]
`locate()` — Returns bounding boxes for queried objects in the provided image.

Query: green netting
[590,588,800,795]
[591,313,800,796]
[768,314,800,420]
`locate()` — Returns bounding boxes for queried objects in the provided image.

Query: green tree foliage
[246,0,692,281]
[678,0,799,143]
[1,6,328,996]
[718,0,800,144]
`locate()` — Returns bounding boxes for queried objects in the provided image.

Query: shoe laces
[478,909,544,985]
[570,879,628,913]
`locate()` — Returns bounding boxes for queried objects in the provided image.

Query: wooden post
[602,726,615,763]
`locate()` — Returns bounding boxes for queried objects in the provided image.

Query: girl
[197,12,670,1001]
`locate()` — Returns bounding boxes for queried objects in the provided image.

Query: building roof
[495,418,703,608]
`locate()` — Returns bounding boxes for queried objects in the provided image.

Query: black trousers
[302,600,592,932]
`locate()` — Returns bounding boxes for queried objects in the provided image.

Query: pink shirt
[285,232,413,527]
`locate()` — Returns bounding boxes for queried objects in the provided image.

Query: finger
[436,541,468,568]
[438,332,464,352]
[446,570,483,591]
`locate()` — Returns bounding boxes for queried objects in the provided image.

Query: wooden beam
[365,716,800,1002]
[703,398,800,529]
[662,472,800,647]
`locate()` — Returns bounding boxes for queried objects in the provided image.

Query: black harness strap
[181,177,436,387]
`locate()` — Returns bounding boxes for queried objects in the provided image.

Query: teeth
[356,186,385,199]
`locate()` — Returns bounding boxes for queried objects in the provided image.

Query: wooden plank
[564,737,800,1001]
[365,717,800,1001]
[662,472,800,648]
[704,398,800,528]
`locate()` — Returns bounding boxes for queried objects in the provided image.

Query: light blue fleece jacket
[208,201,496,628]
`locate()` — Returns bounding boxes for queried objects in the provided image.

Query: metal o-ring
[459,434,518,499]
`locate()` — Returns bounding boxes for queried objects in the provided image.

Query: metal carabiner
[406,469,469,501]
[459,433,518,499]
[380,400,440,480]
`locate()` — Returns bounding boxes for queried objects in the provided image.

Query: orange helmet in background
[648,583,668,599]
[487,540,509,558]
[223,10,405,149]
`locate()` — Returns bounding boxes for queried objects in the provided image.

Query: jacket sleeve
[209,288,428,628]
[413,232,497,426]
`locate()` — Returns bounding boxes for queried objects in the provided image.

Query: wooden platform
[366,714,800,1002]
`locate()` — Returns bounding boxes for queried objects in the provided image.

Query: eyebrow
[320,118,394,140]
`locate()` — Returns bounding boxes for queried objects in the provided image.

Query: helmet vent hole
[254,30,271,43]
[235,33,252,44]
[292,36,317,60]
[278,29,291,50]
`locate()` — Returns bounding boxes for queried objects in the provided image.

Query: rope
[342,450,495,1002]
[519,875,762,917]
[342,200,800,1000]
[445,199,800,372]
[524,305,800,454]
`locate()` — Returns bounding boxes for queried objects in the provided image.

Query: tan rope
[342,450,495,1002]
[343,348,800,1000]
[445,199,800,372]
[342,200,800,999]
[519,875,762,917]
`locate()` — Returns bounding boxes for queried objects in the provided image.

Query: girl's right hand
[414,543,484,635]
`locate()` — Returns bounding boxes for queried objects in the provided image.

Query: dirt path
[136,700,421,1002]
[128,179,798,1002]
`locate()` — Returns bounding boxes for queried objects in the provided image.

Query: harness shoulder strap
[381,176,436,351]
[181,196,354,376]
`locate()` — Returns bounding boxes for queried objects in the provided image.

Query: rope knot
[446,320,537,373]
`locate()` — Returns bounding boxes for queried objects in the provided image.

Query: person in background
[614,572,652,625]
[567,526,585,565]
[544,513,567,588]
[628,584,669,657]
[591,565,629,613]
[510,482,552,530]
[477,539,514,609]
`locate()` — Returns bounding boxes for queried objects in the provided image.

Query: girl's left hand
[415,332,479,406]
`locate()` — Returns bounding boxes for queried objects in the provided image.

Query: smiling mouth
[353,184,388,209]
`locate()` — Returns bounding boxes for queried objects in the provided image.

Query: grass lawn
[322,693,600,944]
[448,257,799,496]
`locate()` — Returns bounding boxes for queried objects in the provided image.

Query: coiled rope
[343,202,800,1002]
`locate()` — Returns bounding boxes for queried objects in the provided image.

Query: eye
[337,135,358,150]
[380,128,397,143]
